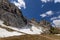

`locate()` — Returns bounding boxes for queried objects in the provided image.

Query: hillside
[0,34,60,40]
[0,0,60,40]
[0,0,27,28]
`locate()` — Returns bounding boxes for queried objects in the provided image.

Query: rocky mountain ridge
[29,19,52,34]
[0,0,59,35]
[0,0,27,28]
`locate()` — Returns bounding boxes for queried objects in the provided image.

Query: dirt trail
[39,35,60,40]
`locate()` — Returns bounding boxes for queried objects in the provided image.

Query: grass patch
[0,34,60,40]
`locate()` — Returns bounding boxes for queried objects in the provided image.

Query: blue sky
[21,0,42,21]
[9,0,60,27]
[21,0,60,22]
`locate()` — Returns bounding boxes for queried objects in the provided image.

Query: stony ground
[0,25,60,40]
[0,34,60,40]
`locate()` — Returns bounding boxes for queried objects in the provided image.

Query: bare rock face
[29,19,52,34]
[0,0,27,28]
[39,20,52,34]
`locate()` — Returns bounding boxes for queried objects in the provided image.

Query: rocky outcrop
[29,19,52,34]
[39,20,51,34]
[0,0,27,28]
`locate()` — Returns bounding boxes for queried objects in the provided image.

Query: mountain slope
[0,0,27,28]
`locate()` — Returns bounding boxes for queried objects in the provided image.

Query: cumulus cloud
[11,0,26,9]
[55,0,60,3]
[51,15,60,20]
[53,20,60,27]
[40,11,53,18]
[51,17,57,20]
[41,0,53,3]
[46,11,53,15]
[41,0,60,3]
[40,14,47,17]
[41,0,47,3]
[51,15,60,27]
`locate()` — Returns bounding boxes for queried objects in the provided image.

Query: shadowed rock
[0,0,27,28]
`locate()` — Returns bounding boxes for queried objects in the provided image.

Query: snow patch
[55,34,60,36]
[0,20,44,35]
[20,25,43,34]
[0,28,24,38]
[31,25,43,34]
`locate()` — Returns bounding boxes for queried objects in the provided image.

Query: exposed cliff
[0,0,27,28]
[29,19,52,34]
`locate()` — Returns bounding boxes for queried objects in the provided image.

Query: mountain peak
[0,0,27,28]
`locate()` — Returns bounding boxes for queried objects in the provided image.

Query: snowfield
[0,20,45,38]
[0,28,24,38]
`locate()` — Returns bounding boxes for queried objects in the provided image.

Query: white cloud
[41,0,53,3]
[51,15,60,27]
[41,0,60,3]
[41,0,47,3]
[40,14,47,17]
[46,11,53,15]
[40,10,53,18]
[51,15,60,20]
[53,20,60,27]
[41,5,45,8]
[11,0,26,9]
[58,16,60,18]
[55,0,60,3]
[51,17,57,20]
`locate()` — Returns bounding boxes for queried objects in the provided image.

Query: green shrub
[49,27,60,34]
